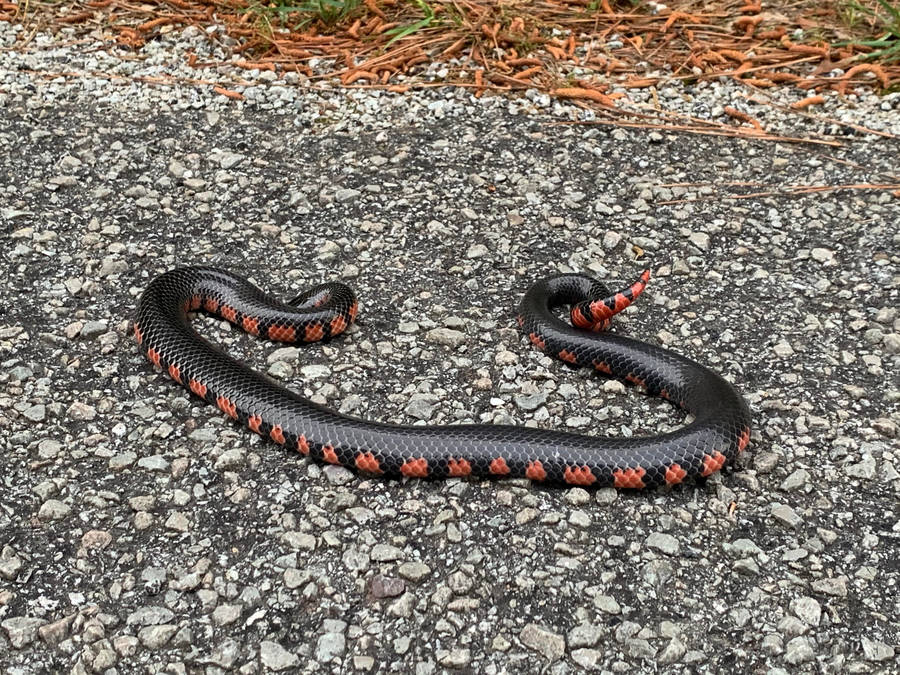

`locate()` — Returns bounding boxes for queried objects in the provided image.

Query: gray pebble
[645,532,680,556]
[519,623,565,661]
[1,617,46,649]
[37,499,70,521]
[259,640,300,671]
[770,504,803,529]
[425,327,466,347]
[783,636,815,665]
[22,404,46,422]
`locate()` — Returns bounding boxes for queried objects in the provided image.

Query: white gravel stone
[260,641,300,670]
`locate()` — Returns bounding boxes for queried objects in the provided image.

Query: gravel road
[2,21,899,674]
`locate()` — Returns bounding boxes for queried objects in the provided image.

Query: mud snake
[134,267,751,489]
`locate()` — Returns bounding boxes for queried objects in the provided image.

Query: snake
[134,266,751,489]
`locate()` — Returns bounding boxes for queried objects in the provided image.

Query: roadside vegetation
[5,1,898,141]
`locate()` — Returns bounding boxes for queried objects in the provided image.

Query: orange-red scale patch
[401,457,429,478]
[348,302,359,321]
[242,316,260,336]
[247,415,263,433]
[489,457,510,475]
[529,333,546,350]
[189,379,207,398]
[167,364,182,383]
[220,305,237,322]
[133,324,143,344]
[447,458,472,477]
[217,396,238,419]
[304,322,325,342]
[701,451,727,477]
[665,463,687,485]
[297,435,310,455]
[613,466,646,489]
[355,452,383,474]
[204,297,220,313]
[571,306,593,329]
[564,465,596,486]
[330,314,348,335]
[321,445,340,464]
[525,460,547,481]
[737,427,751,453]
[593,360,612,375]
[625,373,645,387]
[270,425,286,445]
[147,348,161,367]
[268,324,297,342]
[589,300,614,322]
[559,349,578,364]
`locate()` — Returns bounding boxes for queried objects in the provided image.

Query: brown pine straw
[10,0,900,144]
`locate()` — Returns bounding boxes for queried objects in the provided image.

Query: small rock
[212,604,242,626]
[659,637,686,664]
[23,404,46,422]
[334,188,361,203]
[784,636,815,665]
[370,575,406,599]
[208,638,241,668]
[594,595,621,614]
[688,232,710,251]
[214,449,246,471]
[519,624,565,660]
[872,418,897,438]
[127,606,174,626]
[625,638,657,660]
[37,439,62,459]
[138,624,178,649]
[316,631,346,661]
[466,243,489,258]
[790,597,821,626]
[81,530,112,550]
[67,401,97,421]
[861,636,895,661]
[810,247,835,264]
[2,617,47,648]
[770,504,803,529]
[38,614,75,646]
[425,327,466,348]
[80,320,108,338]
[811,576,848,597]
[398,561,431,582]
[773,341,795,357]
[430,647,468,669]
[845,454,876,480]
[514,391,547,411]
[137,455,170,472]
[645,532,680,556]
[780,469,810,492]
[217,152,244,169]
[371,544,404,562]
[405,394,438,421]
[568,623,602,648]
[571,648,602,669]
[38,499,71,521]
[260,640,300,671]
[164,512,190,532]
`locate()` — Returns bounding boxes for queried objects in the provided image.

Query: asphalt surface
[1,25,899,675]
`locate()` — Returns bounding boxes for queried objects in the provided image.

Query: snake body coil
[134,266,751,488]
